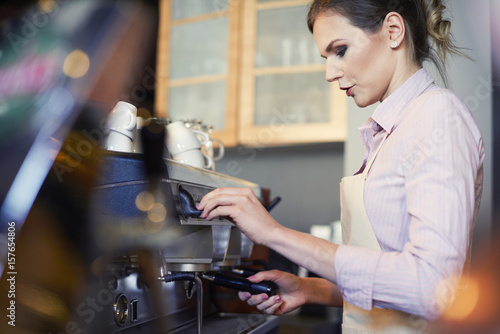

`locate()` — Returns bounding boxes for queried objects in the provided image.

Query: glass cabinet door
[156,0,240,146]
[157,0,347,147]
[239,0,347,146]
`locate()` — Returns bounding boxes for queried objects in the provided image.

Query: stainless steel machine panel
[86,151,278,334]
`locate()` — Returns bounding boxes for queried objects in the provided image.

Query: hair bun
[420,0,464,63]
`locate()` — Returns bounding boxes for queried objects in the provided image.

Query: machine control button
[130,299,139,323]
[108,276,118,290]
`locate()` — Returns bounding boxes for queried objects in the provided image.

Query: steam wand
[158,272,203,334]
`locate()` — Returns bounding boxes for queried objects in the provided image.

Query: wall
[344,0,493,246]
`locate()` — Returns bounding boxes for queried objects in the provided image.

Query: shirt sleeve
[335,244,382,311]
[335,90,485,320]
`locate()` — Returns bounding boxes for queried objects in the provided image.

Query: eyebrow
[325,39,345,53]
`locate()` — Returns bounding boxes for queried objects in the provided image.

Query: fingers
[247,270,281,283]
[261,298,283,314]
[239,292,268,306]
[197,188,258,221]
[238,271,284,315]
[238,292,283,314]
[200,202,239,221]
[239,291,252,301]
[197,187,239,208]
[197,188,257,210]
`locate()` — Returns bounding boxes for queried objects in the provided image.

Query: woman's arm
[197,187,339,284]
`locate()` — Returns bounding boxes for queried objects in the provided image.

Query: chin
[353,95,378,108]
[353,99,370,108]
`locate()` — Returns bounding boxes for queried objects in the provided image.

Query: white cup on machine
[166,121,213,169]
[197,124,224,171]
[103,101,137,153]
[133,116,145,153]
[203,137,225,170]
[172,149,212,169]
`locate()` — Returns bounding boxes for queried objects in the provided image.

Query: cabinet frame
[156,0,241,146]
[156,0,347,147]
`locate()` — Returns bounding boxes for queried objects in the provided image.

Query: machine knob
[114,294,128,326]
[178,187,203,218]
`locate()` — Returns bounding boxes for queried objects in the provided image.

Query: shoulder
[412,86,467,116]
[395,85,484,164]
[404,86,479,136]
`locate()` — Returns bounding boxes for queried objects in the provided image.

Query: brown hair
[307,0,468,83]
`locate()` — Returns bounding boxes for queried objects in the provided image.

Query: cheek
[346,44,379,78]
[349,32,378,66]
[357,44,392,91]
[361,43,386,72]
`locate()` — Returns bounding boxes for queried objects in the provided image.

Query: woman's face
[312,11,397,107]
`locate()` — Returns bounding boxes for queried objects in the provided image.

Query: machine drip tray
[170,313,279,334]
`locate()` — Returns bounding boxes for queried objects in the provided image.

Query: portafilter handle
[203,272,279,297]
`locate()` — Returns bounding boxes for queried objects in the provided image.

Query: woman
[197,0,484,332]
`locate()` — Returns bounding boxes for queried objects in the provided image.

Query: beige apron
[340,133,424,334]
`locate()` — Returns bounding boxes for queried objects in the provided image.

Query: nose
[325,58,343,82]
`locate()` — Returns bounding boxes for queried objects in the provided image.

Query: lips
[340,85,355,97]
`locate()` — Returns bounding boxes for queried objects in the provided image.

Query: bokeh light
[443,278,480,321]
[38,0,56,13]
[147,203,167,223]
[135,191,155,212]
[137,107,152,120]
[63,50,90,79]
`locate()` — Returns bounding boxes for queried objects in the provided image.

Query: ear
[384,12,405,49]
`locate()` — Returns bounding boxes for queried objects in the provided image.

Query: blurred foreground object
[430,238,500,334]
[0,1,157,333]
[0,0,156,232]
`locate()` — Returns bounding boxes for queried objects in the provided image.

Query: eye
[336,46,347,57]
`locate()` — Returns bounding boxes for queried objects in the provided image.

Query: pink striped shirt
[335,68,485,320]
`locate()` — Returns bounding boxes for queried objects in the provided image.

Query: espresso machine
[85,119,280,334]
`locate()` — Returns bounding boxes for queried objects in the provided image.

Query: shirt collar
[370,68,435,134]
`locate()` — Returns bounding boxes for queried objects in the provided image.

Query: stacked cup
[200,124,225,171]
[103,101,138,153]
[165,121,213,169]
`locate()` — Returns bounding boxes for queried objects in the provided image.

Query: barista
[197,0,484,332]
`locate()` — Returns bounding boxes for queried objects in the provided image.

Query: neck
[381,59,422,102]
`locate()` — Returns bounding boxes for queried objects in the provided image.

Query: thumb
[247,270,281,283]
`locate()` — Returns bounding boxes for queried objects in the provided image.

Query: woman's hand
[238,270,307,315]
[197,187,281,245]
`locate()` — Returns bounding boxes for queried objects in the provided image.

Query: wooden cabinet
[156,0,347,147]
[156,0,241,146]
[239,0,347,146]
